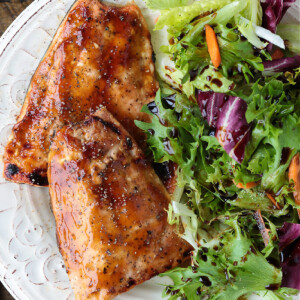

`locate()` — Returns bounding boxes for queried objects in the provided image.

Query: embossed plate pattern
[0,0,299,299]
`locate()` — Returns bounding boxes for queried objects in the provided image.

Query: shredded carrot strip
[266,193,281,210]
[205,24,221,68]
[254,209,270,247]
[288,153,300,219]
[235,181,259,189]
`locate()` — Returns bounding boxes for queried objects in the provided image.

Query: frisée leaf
[161,218,282,300]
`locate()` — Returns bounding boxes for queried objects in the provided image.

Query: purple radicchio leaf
[197,91,227,128]
[261,0,296,52]
[263,55,300,73]
[263,6,278,34]
[197,91,252,164]
[277,222,300,290]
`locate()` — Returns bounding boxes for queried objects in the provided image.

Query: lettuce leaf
[154,0,234,30]
[263,56,300,74]
[169,66,234,97]
[145,0,188,10]
[277,24,300,53]
[137,77,299,204]
[161,218,282,300]
[135,79,299,299]
[135,87,206,185]
[240,0,262,25]
[260,0,296,52]
[240,78,300,193]
[161,22,265,96]
[278,114,300,150]
[153,0,263,31]
[229,189,280,212]
[236,16,285,49]
[236,17,268,49]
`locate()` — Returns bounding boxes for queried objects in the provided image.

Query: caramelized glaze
[3,0,158,185]
[48,107,190,299]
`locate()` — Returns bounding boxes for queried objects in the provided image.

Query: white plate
[0,0,299,299]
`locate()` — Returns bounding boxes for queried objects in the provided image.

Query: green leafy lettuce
[140,1,300,298]
[135,77,299,298]
[241,78,300,192]
[277,24,300,54]
[153,0,234,30]
[145,0,188,10]
[161,218,285,300]
[153,0,270,98]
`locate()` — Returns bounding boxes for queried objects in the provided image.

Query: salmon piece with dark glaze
[48,107,191,300]
[3,0,158,186]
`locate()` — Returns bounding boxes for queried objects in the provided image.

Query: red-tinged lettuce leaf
[278,223,300,251]
[216,97,252,163]
[197,91,227,128]
[197,91,251,163]
[263,55,300,73]
[277,222,300,290]
[261,0,296,29]
[263,6,277,34]
[260,0,296,51]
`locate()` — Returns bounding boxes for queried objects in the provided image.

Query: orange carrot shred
[235,181,259,189]
[288,153,300,219]
[205,24,221,68]
[266,193,281,210]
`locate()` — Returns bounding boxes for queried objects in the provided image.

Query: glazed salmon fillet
[48,107,190,300]
[3,0,158,186]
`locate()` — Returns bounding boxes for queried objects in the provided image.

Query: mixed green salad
[137,0,300,299]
